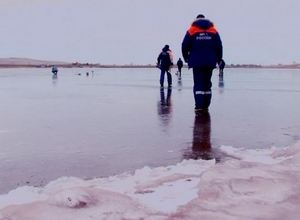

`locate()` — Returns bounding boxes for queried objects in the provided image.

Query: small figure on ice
[176,58,183,80]
[52,65,58,76]
[218,59,225,77]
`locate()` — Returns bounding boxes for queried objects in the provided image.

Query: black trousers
[160,69,172,87]
[192,67,213,109]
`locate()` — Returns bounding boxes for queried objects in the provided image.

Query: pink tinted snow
[1,142,300,220]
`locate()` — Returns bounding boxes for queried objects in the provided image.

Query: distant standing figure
[182,14,223,113]
[176,58,183,79]
[157,45,173,88]
[52,66,58,75]
[218,59,225,76]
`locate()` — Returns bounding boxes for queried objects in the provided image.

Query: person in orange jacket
[182,14,223,113]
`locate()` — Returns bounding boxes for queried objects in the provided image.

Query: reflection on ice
[218,74,224,94]
[183,111,213,160]
[183,111,222,162]
[51,74,58,86]
[157,87,172,128]
[1,68,300,194]
[177,78,183,91]
[1,141,300,219]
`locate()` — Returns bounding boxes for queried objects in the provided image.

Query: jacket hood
[162,47,169,52]
[187,18,217,35]
[192,18,214,30]
[162,45,170,52]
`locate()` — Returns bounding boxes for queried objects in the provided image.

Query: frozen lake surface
[0,67,300,193]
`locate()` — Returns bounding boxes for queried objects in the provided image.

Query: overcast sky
[0,0,299,65]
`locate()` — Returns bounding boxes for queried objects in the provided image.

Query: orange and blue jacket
[181,18,223,68]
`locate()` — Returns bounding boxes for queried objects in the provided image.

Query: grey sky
[0,0,299,65]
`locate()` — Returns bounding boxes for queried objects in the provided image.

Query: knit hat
[196,14,205,19]
[162,44,170,52]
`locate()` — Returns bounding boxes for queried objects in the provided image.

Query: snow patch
[1,141,300,219]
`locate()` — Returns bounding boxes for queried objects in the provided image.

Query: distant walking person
[182,14,223,113]
[218,59,225,76]
[176,58,183,79]
[51,65,58,76]
[157,45,173,88]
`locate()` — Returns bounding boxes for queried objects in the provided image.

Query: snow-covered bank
[1,142,300,220]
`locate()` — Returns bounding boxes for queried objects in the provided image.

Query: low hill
[0,57,70,67]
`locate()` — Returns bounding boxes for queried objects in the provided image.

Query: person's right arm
[182,32,191,63]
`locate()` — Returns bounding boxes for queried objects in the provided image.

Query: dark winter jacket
[182,18,223,68]
[157,47,173,70]
[177,59,183,69]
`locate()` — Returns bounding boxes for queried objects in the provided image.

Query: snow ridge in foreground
[1,142,300,220]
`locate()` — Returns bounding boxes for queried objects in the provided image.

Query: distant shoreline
[1,64,300,69]
[0,58,299,69]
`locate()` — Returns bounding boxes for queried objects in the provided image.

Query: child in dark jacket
[157,45,173,88]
